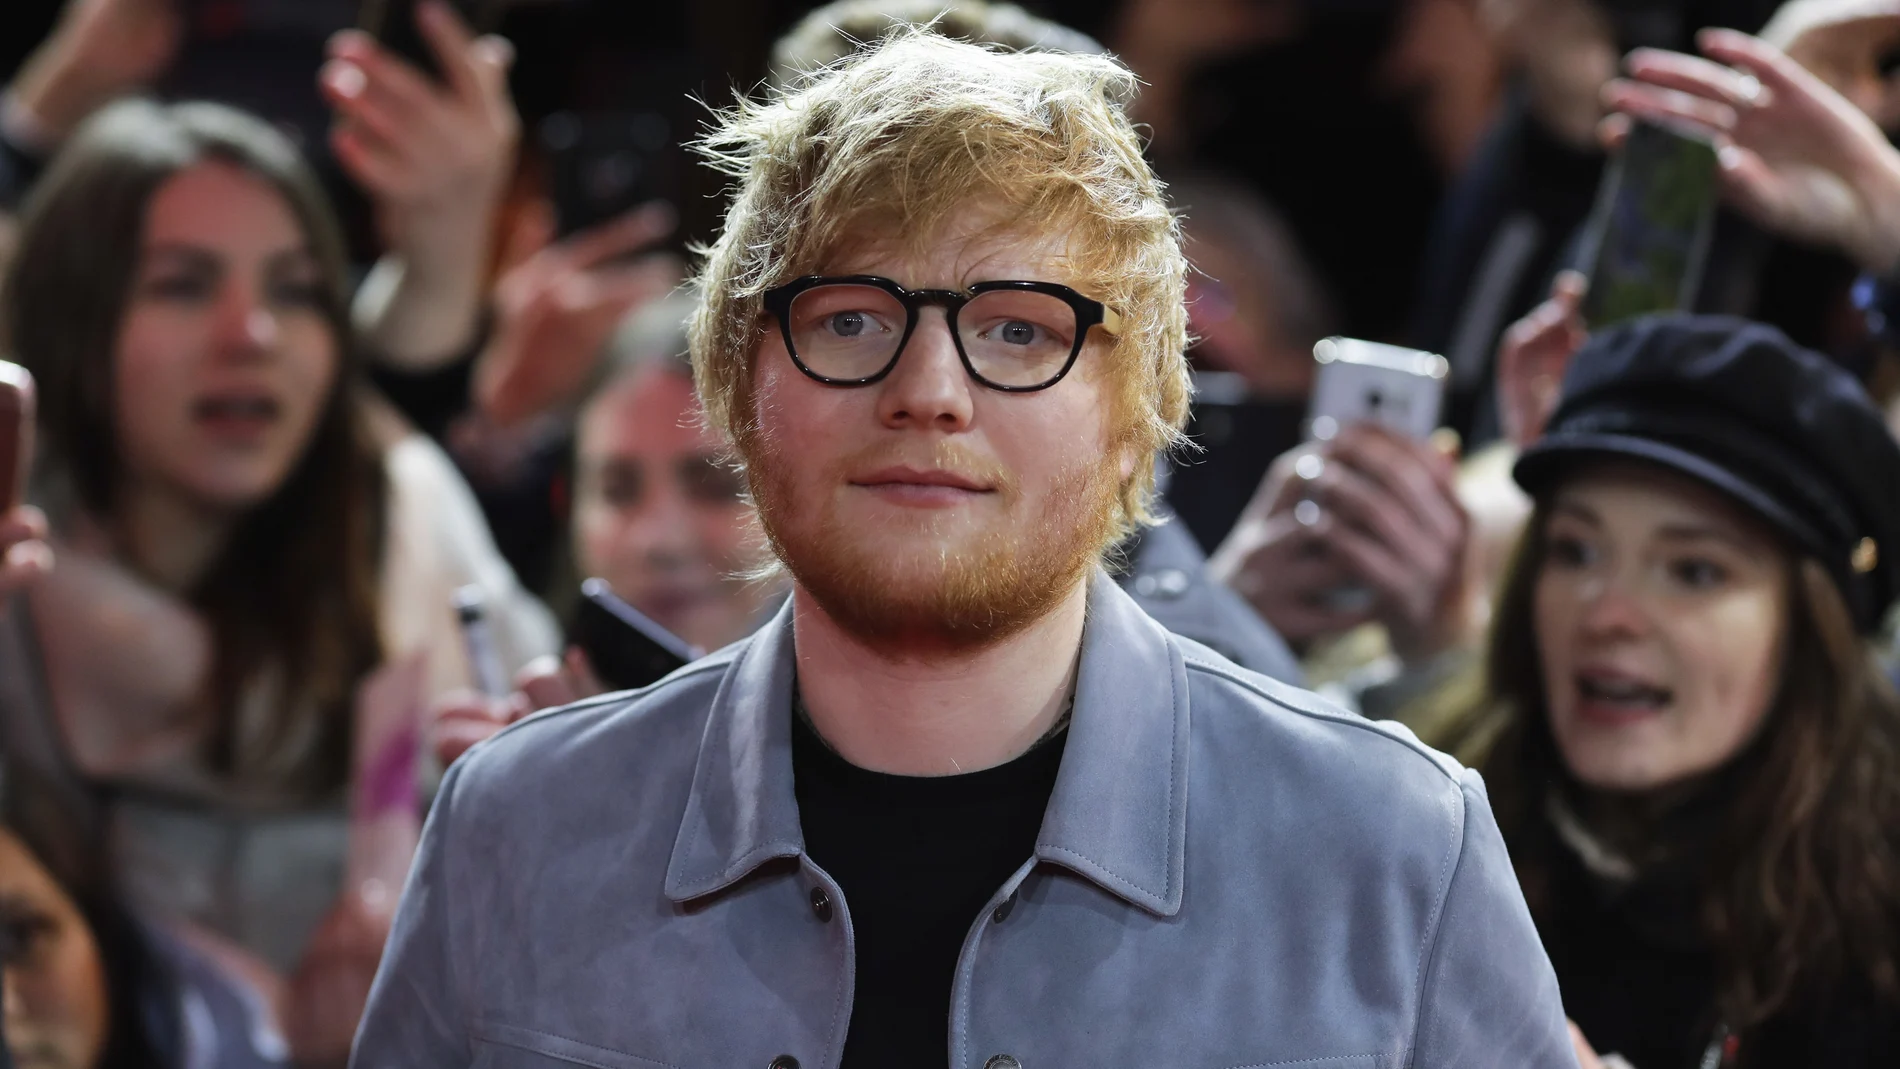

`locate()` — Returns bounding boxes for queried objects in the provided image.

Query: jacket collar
[664,570,1191,917]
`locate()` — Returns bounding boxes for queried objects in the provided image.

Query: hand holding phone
[1497,271,1590,448]
[325,0,516,244]
[1225,423,1470,660]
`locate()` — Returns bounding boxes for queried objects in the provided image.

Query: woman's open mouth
[193,393,283,442]
[1574,669,1674,723]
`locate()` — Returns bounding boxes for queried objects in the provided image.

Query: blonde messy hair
[768,0,1106,84]
[687,28,1191,536]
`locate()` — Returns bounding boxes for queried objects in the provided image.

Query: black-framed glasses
[761,275,1123,392]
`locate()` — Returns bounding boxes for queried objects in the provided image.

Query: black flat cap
[1516,314,1900,633]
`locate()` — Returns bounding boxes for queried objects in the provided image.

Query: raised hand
[322,0,520,365]
[1604,28,1900,272]
[1208,444,1383,648]
[10,0,182,141]
[430,648,605,767]
[1497,271,1588,448]
[1212,425,1472,662]
[283,887,395,1067]
[473,203,681,427]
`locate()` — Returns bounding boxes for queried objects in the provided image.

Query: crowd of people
[3,0,1900,1067]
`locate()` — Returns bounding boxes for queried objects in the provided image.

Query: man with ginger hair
[351,30,1574,1069]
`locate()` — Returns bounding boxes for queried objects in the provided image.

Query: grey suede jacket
[351,572,1577,1069]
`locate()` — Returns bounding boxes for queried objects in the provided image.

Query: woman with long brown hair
[1468,314,1900,1067]
[0,98,556,1062]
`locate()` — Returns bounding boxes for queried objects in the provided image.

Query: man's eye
[993,320,1040,346]
[824,311,882,338]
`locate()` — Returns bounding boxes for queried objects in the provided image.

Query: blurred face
[1534,464,1792,792]
[1784,15,1900,133]
[573,365,771,652]
[1183,230,1312,398]
[744,216,1132,650]
[113,161,339,514]
[1,830,108,1069]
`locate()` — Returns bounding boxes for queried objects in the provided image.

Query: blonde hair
[688,28,1191,535]
[768,0,1105,83]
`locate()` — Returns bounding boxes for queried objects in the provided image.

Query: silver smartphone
[1302,339,1449,614]
[1305,337,1449,442]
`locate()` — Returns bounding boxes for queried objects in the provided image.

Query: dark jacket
[1537,815,1900,1069]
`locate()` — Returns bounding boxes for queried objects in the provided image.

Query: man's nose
[875,309,974,431]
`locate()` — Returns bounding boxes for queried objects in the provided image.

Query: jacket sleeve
[1411,769,1579,1069]
[351,757,472,1068]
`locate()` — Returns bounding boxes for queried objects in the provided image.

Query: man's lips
[849,466,994,493]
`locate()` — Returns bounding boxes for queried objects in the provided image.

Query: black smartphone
[358,0,487,81]
[571,579,696,692]
[1581,118,1721,329]
[539,111,673,238]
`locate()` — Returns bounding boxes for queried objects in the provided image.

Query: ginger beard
[744,429,1125,653]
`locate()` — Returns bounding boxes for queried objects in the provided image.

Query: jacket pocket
[471,1020,690,1069]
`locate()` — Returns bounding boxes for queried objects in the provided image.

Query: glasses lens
[786,284,907,381]
[959,289,1080,387]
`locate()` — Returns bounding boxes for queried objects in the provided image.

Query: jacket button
[769,1057,800,1069]
[1134,568,1190,599]
[984,1056,1021,1069]
[809,887,832,922]
[991,892,1017,924]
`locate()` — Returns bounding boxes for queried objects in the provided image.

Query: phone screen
[1582,119,1720,329]
[571,579,696,692]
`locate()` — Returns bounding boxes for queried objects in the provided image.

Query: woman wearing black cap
[1468,313,1900,1068]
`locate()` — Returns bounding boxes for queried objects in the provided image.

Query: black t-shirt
[791,708,1065,1068]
